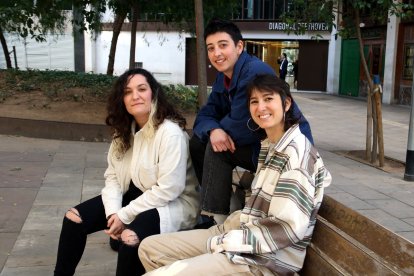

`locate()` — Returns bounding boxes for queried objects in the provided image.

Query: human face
[206,32,243,79]
[249,89,291,143]
[123,74,152,128]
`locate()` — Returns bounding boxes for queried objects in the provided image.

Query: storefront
[395,23,414,106]
[185,20,331,92]
[339,27,386,99]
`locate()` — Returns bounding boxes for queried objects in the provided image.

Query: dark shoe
[193,215,216,229]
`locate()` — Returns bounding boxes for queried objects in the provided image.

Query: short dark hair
[105,68,186,153]
[247,74,299,131]
[204,18,243,45]
[282,53,287,58]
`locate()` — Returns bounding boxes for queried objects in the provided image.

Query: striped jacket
[208,124,331,275]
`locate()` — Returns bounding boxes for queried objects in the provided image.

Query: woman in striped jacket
[138,74,332,275]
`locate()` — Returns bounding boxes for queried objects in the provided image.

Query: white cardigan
[102,119,200,233]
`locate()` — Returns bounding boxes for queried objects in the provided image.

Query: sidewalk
[1,92,413,275]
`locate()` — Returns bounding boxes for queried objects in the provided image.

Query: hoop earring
[247,118,260,131]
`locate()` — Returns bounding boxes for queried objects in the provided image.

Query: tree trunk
[107,10,127,75]
[371,92,378,163]
[366,87,372,160]
[355,9,384,165]
[129,4,138,70]
[194,0,208,108]
[0,27,12,69]
[374,87,385,166]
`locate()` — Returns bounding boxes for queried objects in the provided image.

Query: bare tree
[194,0,207,107]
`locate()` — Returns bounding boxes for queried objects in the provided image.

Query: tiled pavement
[0,92,413,275]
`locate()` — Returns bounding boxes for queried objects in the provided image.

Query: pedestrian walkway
[0,92,413,275]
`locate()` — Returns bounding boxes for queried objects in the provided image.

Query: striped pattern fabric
[216,124,331,275]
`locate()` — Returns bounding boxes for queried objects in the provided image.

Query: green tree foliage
[0,0,67,41]
[0,0,70,68]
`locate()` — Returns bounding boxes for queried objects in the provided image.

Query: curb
[0,116,111,142]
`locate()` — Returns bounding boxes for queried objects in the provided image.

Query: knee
[121,229,140,247]
[65,208,82,223]
[138,236,158,270]
[137,237,150,258]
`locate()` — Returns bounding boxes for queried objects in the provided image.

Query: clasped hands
[104,213,125,240]
[208,230,253,254]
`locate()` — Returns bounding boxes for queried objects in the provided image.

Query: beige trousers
[138,212,263,276]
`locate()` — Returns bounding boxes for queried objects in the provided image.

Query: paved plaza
[0,92,413,275]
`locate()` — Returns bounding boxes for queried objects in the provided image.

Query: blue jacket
[193,51,313,163]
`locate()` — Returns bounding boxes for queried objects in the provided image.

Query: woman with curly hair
[54,68,200,276]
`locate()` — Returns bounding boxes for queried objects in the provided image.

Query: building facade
[2,0,411,105]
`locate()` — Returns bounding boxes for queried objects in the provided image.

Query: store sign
[269,22,330,31]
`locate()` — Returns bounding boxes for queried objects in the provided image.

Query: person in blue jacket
[190,18,313,226]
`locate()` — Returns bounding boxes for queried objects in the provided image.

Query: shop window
[403,44,414,80]
[241,0,291,19]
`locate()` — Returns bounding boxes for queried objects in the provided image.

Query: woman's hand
[104,213,125,240]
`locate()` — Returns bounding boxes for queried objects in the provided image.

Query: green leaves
[0,0,67,41]
[284,0,414,38]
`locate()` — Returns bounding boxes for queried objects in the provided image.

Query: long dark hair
[105,68,186,153]
[247,74,299,132]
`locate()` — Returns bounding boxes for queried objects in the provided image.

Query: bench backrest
[301,195,414,275]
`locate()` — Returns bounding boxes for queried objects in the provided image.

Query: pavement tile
[83,167,106,181]
[0,188,38,232]
[388,190,414,208]
[0,152,53,162]
[335,184,390,200]
[396,231,414,243]
[0,265,54,276]
[328,192,376,210]
[362,179,410,193]
[82,180,104,202]
[0,136,60,152]
[52,152,87,161]
[48,160,85,172]
[41,173,83,188]
[21,205,70,232]
[365,199,414,219]
[33,186,81,206]
[4,231,111,270]
[57,142,98,154]
[324,185,343,194]
[86,152,108,168]
[358,209,414,232]
[5,230,61,267]
[403,218,414,227]
[0,233,18,271]
[0,162,49,188]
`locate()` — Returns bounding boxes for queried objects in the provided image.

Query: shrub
[0,69,198,112]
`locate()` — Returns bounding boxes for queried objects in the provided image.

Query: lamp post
[405,73,414,181]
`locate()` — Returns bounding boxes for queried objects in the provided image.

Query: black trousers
[54,184,160,276]
[189,135,256,215]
